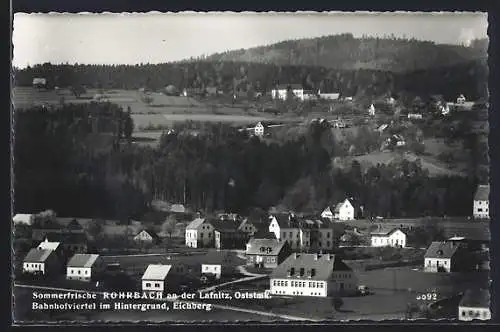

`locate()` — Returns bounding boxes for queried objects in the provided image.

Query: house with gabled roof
[66,254,103,282]
[458,289,491,321]
[424,241,473,273]
[64,219,86,234]
[22,248,60,276]
[141,264,172,294]
[212,219,248,250]
[370,227,406,248]
[269,253,357,297]
[473,184,490,219]
[201,250,239,279]
[185,218,214,248]
[268,213,306,250]
[246,238,291,268]
[322,199,355,221]
[272,84,304,101]
[134,228,161,245]
[44,232,88,255]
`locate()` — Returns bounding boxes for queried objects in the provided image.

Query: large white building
[473,184,490,219]
[141,264,172,294]
[66,254,103,282]
[269,253,357,297]
[271,84,304,101]
[370,228,407,248]
[321,199,355,221]
[185,218,214,248]
[458,289,490,321]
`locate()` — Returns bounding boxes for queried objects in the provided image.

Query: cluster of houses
[271,84,344,102]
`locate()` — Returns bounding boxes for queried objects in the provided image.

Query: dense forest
[13,58,488,103]
[14,104,478,222]
[202,34,488,72]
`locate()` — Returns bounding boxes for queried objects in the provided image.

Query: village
[13,182,490,321]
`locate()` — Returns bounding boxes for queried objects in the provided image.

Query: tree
[87,220,104,239]
[124,109,134,143]
[71,85,86,98]
[162,215,177,238]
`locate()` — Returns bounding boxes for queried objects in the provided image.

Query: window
[78,270,81,274]
[85,270,88,275]
[146,283,151,287]
[319,242,322,247]
[208,233,211,238]
[282,232,286,238]
[300,268,305,276]
[327,241,330,247]
[155,283,160,288]
[327,232,330,238]
[309,282,312,287]
[289,232,292,238]
[469,310,474,316]
[296,240,300,247]
[478,208,483,212]
[201,233,204,238]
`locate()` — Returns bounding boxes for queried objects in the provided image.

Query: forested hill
[201,34,488,72]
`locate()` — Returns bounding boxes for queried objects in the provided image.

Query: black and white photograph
[11,11,491,323]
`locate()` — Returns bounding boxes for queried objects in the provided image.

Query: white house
[473,185,490,219]
[458,289,491,321]
[22,248,59,276]
[66,254,103,282]
[424,241,461,273]
[269,253,357,297]
[271,84,304,101]
[37,239,61,251]
[440,103,451,116]
[141,264,172,294]
[185,218,214,248]
[334,199,355,221]
[269,214,308,250]
[133,229,160,245]
[13,214,35,226]
[368,104,376,116]
[457,94,466,104]
[370,228,407,248]
[32,77,47,88]
[254,122,266,137]
[407,113,423,120]
[201,250,237,279]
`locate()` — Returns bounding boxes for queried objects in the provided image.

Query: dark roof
[246,238,286,256]
[45,232,88,244]
[211,219,239,232]
[459,289,490,308]
[270,214,301,229]
[424,241,460,259]
[474,185,490,201]
[24,248,54,263]
[275,84,303,90]
[66,219,84,230]
[371,227,405,237]
[251,229,277,239]
[203,250,235,265]
[270,253,351,281]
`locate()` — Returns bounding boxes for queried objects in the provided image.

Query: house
[37,239,62,254]
[385,134,406,149]
[185,218,214,248]
[309,219,337,252]
[66,254,103,282]
[303,90,318,101]
[237,218,259,236]
[170,204,186,214]
[22,248,60,276]
[134,229,161,245]
[44,232,89,254]
[323,199,355,221]
[473,185,490,219]
[268,213,307,250]
[331,119,347,129]
[13,214,35,226]
[212,219,248,250]
[269,253,357,297]
[205,86,218,96]
[32,77,47,88]
[201,250,238,279]
[318,90,340,100]
[254,122,266,137]
[246,238,291,268]
[370,227,407,248]
[386,96,396,105]
[440,103,451,116]
[141,264,172,294]
[457,94,466,104]
[271,84,304,101]
[376,124,389,133]
[368,104,376,116]
[424,241,472,272]
[458,289,491,321]
[63,219,86,234]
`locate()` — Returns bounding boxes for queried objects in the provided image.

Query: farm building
[458,289,490,321]
[321,199,355,221]
[424,241,474,273]
[141,264,172,294]
[133,229,161,245]
[473,184,490,220]
[66,254,103,282]
[22,248,60,276]
[370,227,407,248]
[269,253,357,297]
[245,238,291,268]
[271,84,304,101]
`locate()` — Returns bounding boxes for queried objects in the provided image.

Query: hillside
[202,34,488,72]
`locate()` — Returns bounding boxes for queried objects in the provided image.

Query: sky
[12,12,488,68]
